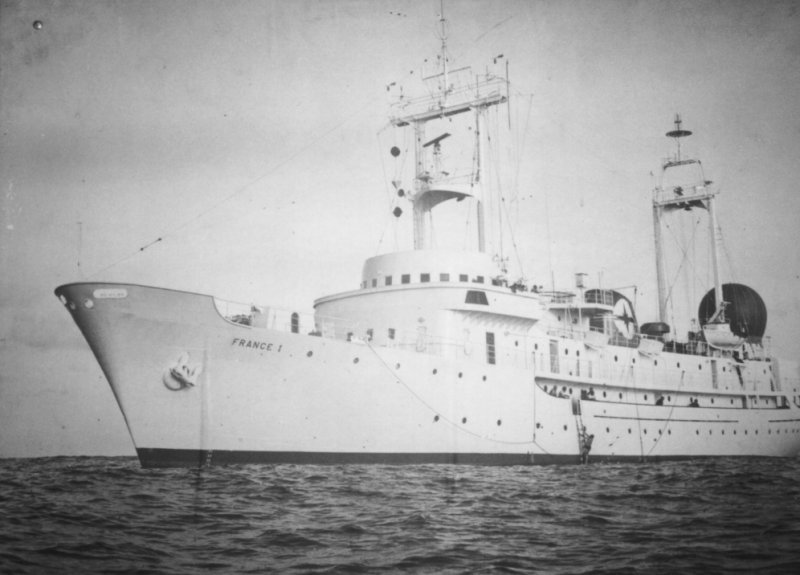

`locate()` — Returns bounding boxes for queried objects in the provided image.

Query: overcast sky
[2,0,799,457]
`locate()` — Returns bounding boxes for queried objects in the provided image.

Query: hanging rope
[365,342,550,451]
[646,370,686,456]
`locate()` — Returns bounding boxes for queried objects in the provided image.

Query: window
[385,276,392,286]
[440,273,450,282]
[465,290,489,305]
[401,274,410,284]
[486,332,496,365]
[371,278,377,287]
[459,274,468,282]
[420,273,430,283]
[388,328,396,340]
[473,275,484,284]
[291,312,299,334]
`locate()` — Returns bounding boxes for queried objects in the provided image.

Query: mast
[389,6,507,253]
[475,107,486,252]
[653,114,726,329]
[707,187,724,320]
[652,202,668,322]
[439,0,448,106]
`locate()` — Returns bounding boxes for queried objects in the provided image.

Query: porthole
[496,419,502,426]
[627,428,632,434]
[606,427,610,433]
[677,362,681,368]
[432,368,438,375]
[306,351,313,357]
[668,430,671,435]
[563,425,568,431]
[565,349,569,355]
[576,350,581,357]
[756,430,759,434]
[733,430,737,435]
[434,415,440,422]
[667,395,671,401]
[619,393,623,399]
[482,375,487,381]
[568,388,573,394]
[696,430,700,435]
[602,391,607,398]
[709,430,712,435]
[644,394,648,401]
[458,372,463,378]
[658,429,662,435]
[395,363,401,369]
[711,398,714,404]
[654,360,658,366]
[643,428,647,435]
[698,364,702,370]
[353,357,359,364]
[462,417,468,424]
[534,343,539,350]
[614,355,618,362]
[632,358,636,364]
[721,430,725,435]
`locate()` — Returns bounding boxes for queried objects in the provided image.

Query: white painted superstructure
[56,11,800,467]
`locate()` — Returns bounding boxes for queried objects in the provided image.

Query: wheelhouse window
[440,273,450,282]
[385,276,392,286]
[371,278,377,287]
[401,274,410,284]
[465,290,489,305]
[420,273,430,283]
[473,276,484,284]
[459,274,469,282]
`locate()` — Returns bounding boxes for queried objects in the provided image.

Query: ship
[56,12,800,468]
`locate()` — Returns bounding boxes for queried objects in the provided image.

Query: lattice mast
[389,1,507,252]
[652,115,725,330]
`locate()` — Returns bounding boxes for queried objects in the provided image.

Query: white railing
[534,352,599,381]
[213,296,532,366]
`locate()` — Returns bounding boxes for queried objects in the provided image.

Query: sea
[1,457,799,574]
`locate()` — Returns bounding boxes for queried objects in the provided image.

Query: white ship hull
[56,282,800,468]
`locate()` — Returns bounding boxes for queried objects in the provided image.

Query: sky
[2,0,799,458]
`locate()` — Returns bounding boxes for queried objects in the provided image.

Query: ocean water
[1,457,799,574]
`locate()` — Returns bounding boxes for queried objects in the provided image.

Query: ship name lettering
[231,338,282,352]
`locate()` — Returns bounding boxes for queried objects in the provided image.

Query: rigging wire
[646,370,685,456]
[88,95,379,279]
[365,341,549,450]
[662,214,703,325]
[627,363,646,461]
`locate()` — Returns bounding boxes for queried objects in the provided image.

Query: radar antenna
[666,113,692,162]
